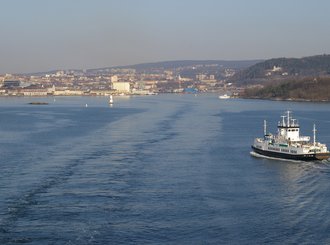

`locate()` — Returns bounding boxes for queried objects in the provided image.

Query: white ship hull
[251,145,329,161]
[219,94,230,99]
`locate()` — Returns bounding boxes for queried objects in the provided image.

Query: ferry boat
[251,111,330,161]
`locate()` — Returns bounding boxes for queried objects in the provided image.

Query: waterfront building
[112,81,130,93]
[2,80,20,88]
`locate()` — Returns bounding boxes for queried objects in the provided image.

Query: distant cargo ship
[251,111,330,161]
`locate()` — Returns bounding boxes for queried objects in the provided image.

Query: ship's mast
[287,111,290,127]
[264,120,267,136]
[313,124,316,147]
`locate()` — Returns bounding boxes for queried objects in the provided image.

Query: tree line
[242,77,330,101]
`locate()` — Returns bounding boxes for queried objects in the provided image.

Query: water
[1,95,330,244]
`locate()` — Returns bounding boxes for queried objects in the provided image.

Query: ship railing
[288,136,310,142]
[309,147,322,153]
[299,136,310,141]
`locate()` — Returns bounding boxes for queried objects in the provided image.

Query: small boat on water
[109,95,114,104]
[219,94,230,99]
[251,111,330,161]
[28,102,49,105]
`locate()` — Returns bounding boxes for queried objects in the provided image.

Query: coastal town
[2,55,330,101]
[0,62,241,97]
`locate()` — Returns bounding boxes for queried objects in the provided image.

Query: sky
[1,0,330,74]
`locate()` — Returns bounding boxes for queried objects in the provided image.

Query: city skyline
[1,0,330,74]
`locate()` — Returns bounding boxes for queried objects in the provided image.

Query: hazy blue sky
[1,0,330,73]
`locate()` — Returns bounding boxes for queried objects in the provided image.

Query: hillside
[87,59,261,74]
[123,60,261,70]
[242,77,330,101]
[233,54,330,84]
[25,59,261,76]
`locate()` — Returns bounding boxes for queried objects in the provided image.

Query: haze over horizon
[1,0,330,74]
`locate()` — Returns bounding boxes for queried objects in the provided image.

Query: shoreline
[239,96,330,103]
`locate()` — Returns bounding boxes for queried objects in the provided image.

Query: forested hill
[242,77,330,101]
[233,54,330,84]
[87,59,261,73]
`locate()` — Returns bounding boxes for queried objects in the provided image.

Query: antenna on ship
[287,110,291,127]
[313,124,317,147]
[264,120,267,136]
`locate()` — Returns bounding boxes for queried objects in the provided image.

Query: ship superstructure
[252,111,330,161]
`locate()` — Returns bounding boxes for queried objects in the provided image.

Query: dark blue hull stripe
[251,146,330,161]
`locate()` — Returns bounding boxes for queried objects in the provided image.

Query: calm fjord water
[1,95,330,244]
